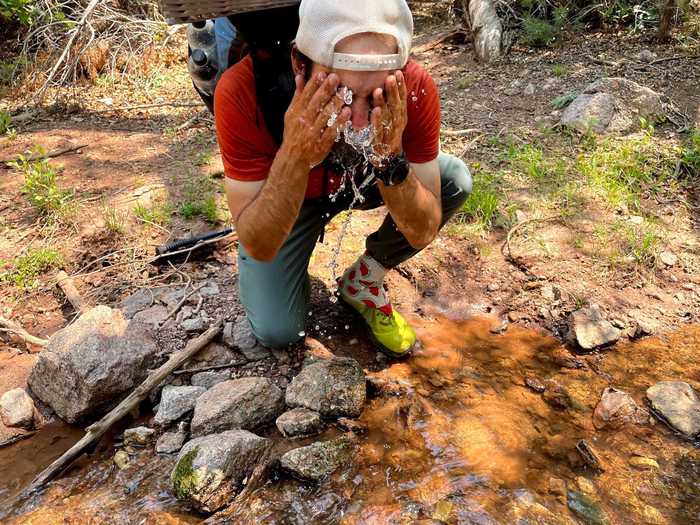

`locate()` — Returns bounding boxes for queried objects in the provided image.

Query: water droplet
[315,325,320,330]
[329,296,338,303]
[344,324,349,330]
[298,331,306,337]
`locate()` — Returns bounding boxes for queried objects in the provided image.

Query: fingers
[385,74,401,114]
[311,93,345,135]
[296,71,326,108]
[307,73,339,117]
[319,107,351,148]
[396,70,407,104]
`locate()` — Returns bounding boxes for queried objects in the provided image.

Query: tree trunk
[463,0,503,62]
[657,0,677,41]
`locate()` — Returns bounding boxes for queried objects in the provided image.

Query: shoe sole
[337,293,414,360]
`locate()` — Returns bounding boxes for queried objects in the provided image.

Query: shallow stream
[1,317,698,524]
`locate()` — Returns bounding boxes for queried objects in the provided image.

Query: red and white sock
[338,253,393,316]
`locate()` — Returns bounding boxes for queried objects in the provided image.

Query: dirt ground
[0,2,699,484]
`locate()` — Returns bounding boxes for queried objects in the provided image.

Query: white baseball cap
[295,0,413,72]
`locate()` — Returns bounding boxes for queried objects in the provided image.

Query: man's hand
[369,70,408,167]
[282,72,352,168]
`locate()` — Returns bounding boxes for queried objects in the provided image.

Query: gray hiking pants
[238,152,472,347]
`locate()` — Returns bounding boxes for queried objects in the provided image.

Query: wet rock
[575,476,597,496]
[114,450,130,470]
[629,455,659,470]
[302,337,336,365]
[191,377,284,436]
[285,357,366,418]
[567,304,621,351]
[524,375,546,393]
[576,440,606,472]
[156,422,188,454]
[118,289,153,319]
[659,250,678,267]
[593,387,648,430]
[123,426,156,446]
[27,306,159,424]
[567,490,609,525]
[336,417,368,434]
[640,504,663,524]
[548,477,567,497]
[181,317,204,332]
[543,379,572,409]
[275,408,322,438]
[154,386,206,426]
[560,77,663,134]
[190,370,230,389]
[646,381,700,438]
[551,348,585,369]
[280,437,353,482]
[132,305,169,327]
[0,388,35,429]
[171,429,270,513]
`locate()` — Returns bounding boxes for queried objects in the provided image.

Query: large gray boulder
[27,306,159,423]
[171,430,270,513]
[154,386,206,426]
[560,77,663,134]
[646,381,700,438]
[191,377,284,437]
[280,437,353,482]
[285,357,366,418]
[0,388,35,429]
[567,305,621,351]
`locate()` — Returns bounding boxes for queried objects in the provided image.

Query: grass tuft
[133,199,174,226]
[10,148,73,221]
[1,248,63,289]
[178,176,220,223]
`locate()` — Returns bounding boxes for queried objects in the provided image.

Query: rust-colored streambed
[1,317,698,524]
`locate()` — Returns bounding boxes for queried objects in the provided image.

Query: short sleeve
[214,57,277,182]
[401,62,441,165]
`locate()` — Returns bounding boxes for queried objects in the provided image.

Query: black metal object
[155,228,234,261]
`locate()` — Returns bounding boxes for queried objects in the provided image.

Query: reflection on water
[1,317,699,524]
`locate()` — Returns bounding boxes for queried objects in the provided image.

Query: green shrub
[1,248,63,289]
[10,149,72,219]
[460,170,502,230]
[679,130,700,176]
[0,110,12,134]
[0,0,34,25]
[522,15,559,47]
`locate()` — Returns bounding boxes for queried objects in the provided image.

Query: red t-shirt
[214,56,440,199]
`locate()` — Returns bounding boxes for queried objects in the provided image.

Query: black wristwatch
[373,152,410,186]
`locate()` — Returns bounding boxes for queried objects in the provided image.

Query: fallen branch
[35,0,101,102]
[92,101,204,113]
[650,55,700,65]
[160,283,206,326]
[440,128,482,137]
[0,316,49,347]
[412,26,463,54]
[28,318,224,491]
[1,143,87,166]
[56,270,88,314]
[172,361,241,376]
[0,431,37,448]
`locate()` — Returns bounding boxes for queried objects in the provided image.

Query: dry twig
[0,316,49,347]
[1,143,87,166]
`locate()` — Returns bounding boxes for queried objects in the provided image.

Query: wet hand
[282,72,352,169]
[369,70,408,167]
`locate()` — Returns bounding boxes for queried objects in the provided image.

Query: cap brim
[159,0,299,25]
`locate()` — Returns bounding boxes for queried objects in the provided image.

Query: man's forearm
[379,168,441,249]
[237,146,308,261]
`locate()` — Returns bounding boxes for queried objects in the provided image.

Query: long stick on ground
[56,270,88,314]
[0,316,48,347]
[1,143,88,166]
[28,318,223,491]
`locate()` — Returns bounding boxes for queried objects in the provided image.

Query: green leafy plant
[0,0,35,26]
[10,148,72,219]
[0,110,13,135]
[551,92,578,109]
[679,130,700,176]
[522,15,558,47]
[1,248,63,289]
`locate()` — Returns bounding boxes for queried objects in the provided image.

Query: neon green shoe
[337,254,416,358]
